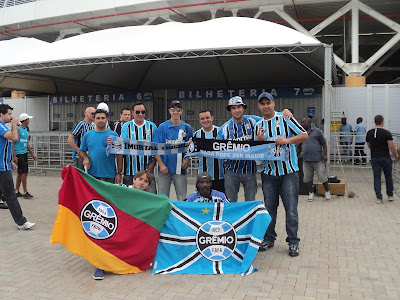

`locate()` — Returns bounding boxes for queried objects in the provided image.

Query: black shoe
[289,244,299,257]
[16,191,23,197]
[258,240,274,252]
[23,192,34,199]
[0,201,8,209]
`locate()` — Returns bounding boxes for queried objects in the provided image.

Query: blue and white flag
[108,136,188,156]
[152,201,271,276]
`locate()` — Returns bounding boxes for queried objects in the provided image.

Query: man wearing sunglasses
[67,107,95,170]
[154,100,193,200]
[118,102,157,193]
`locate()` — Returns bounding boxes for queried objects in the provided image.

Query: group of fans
[68,92,307,263]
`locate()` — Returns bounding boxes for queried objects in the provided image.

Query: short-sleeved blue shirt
[14,126,29,155]
[153,120,193,175]
[80,129,118,178]
[0,120,13,171]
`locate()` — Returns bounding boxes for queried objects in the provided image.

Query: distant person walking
[354,117,367,165]
[366,115,399,204]
[339,117,352,162]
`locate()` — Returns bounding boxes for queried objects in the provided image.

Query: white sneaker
[308,192,314,202]
[325,191,331,201]
[388,196,394,201]
[18,221,36,230]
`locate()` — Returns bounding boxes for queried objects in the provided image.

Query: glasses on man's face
[170,108,182,113]
[135,110,146,115]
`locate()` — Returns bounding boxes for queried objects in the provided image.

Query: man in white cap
[14,113,37,199]
[97,102,111,129]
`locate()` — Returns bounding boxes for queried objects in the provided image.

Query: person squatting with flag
[93,169,153,280]
[185,172,229,203]
[255,92,308,257]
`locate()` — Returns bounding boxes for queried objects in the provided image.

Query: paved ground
[1,169,400,300]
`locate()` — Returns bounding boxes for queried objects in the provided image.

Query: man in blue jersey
[79,109,121,184]
[14,113,37,199]
[113,107,131,136]
[354,117,367,165]
[185,172,229,203]
[194,109,225,193]
[255,92,308,257]
[217,96,264,203]
[117,102,157,193]
[154,100,193,200]
[67,106,95,170]
[0,104,35,230]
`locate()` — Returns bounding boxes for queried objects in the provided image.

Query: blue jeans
[261,172,300,246]
[158,173,187,200]
[371,157,393,200]
[224,171,257,203]
[0,171,27,226]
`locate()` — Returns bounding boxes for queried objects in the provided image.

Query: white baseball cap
[19,113,33,122]
[97,102,109,113]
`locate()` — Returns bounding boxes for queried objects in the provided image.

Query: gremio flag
[50,166,171,274]
[152,201,271,275]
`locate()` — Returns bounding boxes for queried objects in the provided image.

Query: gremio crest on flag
[196,221,237,262]
[80,200,118,240]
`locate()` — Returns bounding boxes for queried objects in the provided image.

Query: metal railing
[28,132,200,178]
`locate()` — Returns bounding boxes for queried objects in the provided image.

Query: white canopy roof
[0,17,331,93]
[1,17,320,67]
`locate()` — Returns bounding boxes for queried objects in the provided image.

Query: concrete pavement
[1,169,400,299]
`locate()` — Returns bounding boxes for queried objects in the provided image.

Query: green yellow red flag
[50,166,171,274]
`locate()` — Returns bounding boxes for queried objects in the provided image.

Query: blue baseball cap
[227,96,247,111]
[258,92,274,102]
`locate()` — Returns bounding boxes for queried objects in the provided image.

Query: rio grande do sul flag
[152,201,271,275]
[50,166,171,274]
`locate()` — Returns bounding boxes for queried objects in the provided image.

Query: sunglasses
[135,110,146,114]
[170,108,182,113]
[90,113,95,115]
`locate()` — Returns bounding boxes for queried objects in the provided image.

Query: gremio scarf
[108,136,287,161]
[186,137,287,161]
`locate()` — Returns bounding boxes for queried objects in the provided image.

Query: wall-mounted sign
[176,86,315,101]
[53,113,60,119]
[307,107,315,118]
[51,91,153,105]
[187,110,195,115]
[67,113,73,118]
